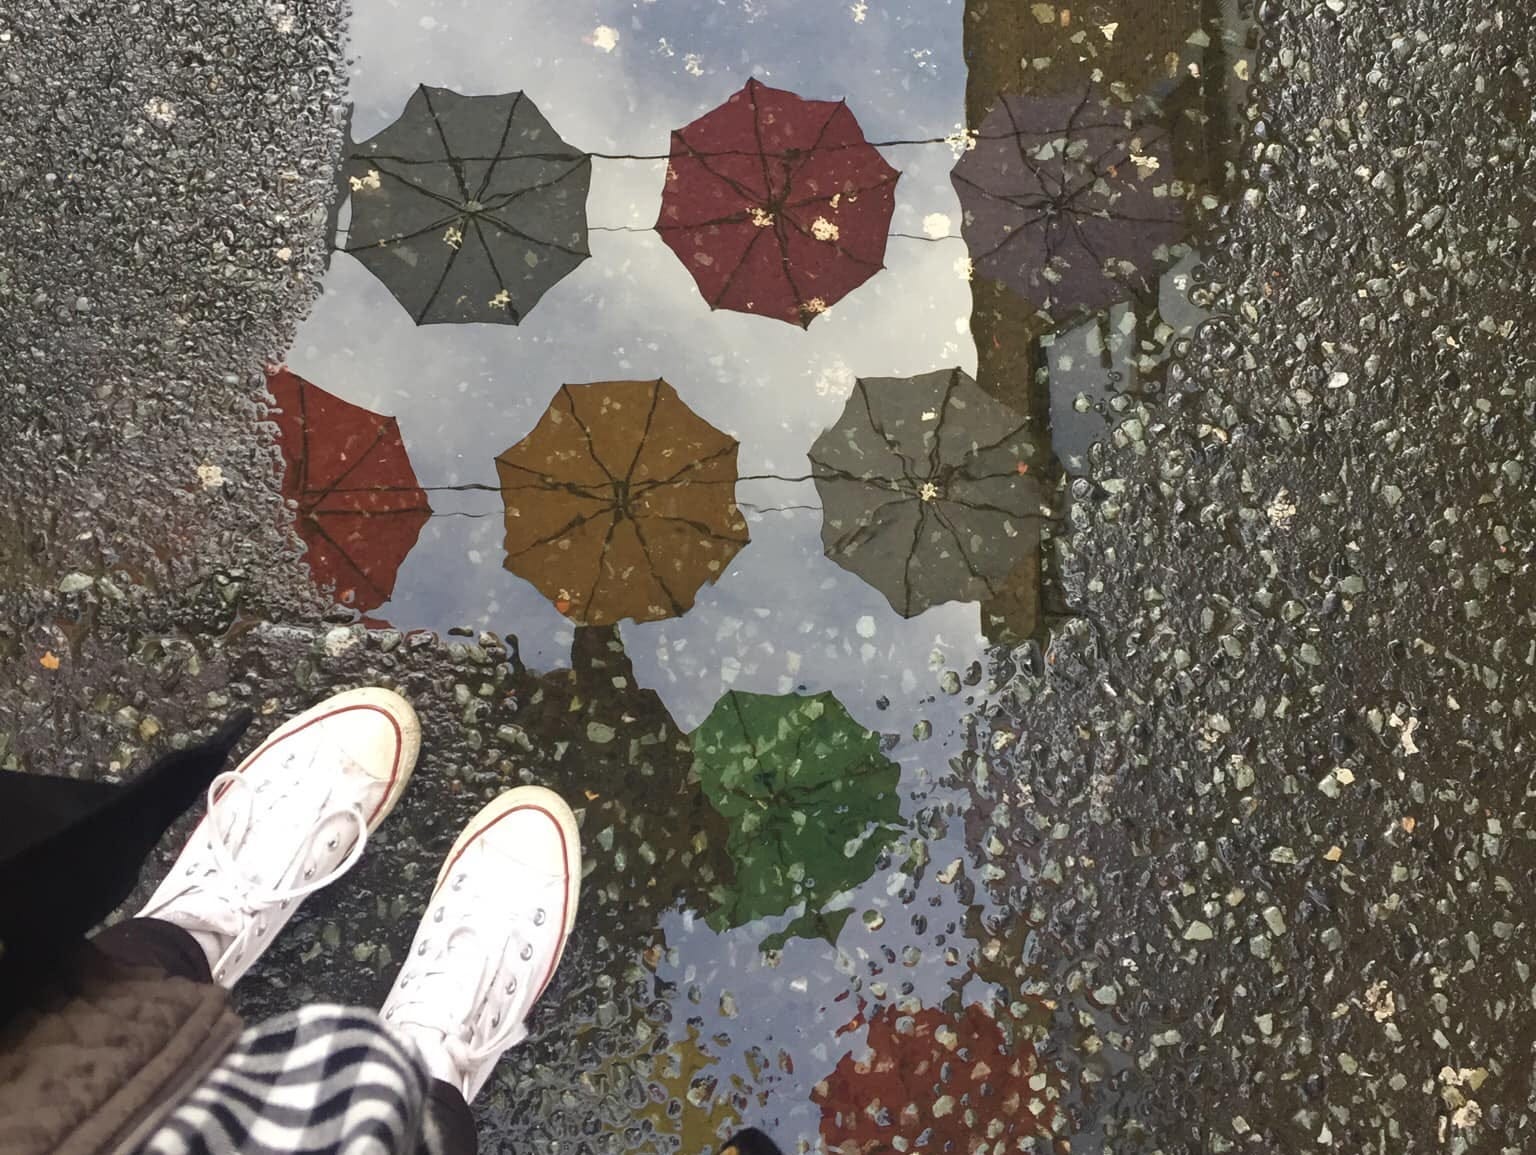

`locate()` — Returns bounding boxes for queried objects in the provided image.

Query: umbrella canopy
[266,368,432,613]
[495,378,749,626]
[693,690,901,949]
[951,87,1184,317]
[814,1003,1058,1151]
[344,86,592,325]
[656,78,899,327]
[809,367,1042,618]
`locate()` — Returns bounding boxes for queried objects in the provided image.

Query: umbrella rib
[970,210,1050,266]
[622,381,665,484]
[927,368,964,482]
[627,516,689,618]
[998,97,1069,199]
[504,508,617,559]
[367,161,468,216]
[294,379,313,500]
[673,137,766,207]
[822,496,913,555]
[305,422,394,508]
[471,90,524,205]
[477,156,592,214]
[770,215,813,324]
[927,501,1000,591]
[746,81,780,205]
[655,208,753,233]
[413,234,467,324]
[632,442,739,490]
[583,512,625,617]
[856,378,924,483]
[560,384,622,486]
[778,211,883,272]
[950,169,1050,209]
[782,168,898,213]
[476,207,590,259]
[778,100,849,205]
[638,511,749,548]
[469,216,523,322]
[964,418,1038,460]
[304,514,393,608]
[725,691,756,753]
[901,499,927,616]
[343,210,465,254]
[708,226,771,309]
[420,88,473,203]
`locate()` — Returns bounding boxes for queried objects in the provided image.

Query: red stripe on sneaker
[217,703,406,825]
[436,803,576,1002]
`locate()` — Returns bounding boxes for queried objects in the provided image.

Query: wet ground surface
[4,0,1536,1152]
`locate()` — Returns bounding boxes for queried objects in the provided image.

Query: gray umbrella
[951,87,1184,318]
[343,86,592,325]
[810,368,1043,617]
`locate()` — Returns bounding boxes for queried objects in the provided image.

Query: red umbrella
[655,78,899,327]
[265,368,432,612]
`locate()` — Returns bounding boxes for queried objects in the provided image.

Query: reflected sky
[286,0,985,724]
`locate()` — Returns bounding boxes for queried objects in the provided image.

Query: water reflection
[266,367,431,613]
[495,378,748,626]
[656,78,900,327]
[345,86,592,325]
[693,688,901,949]
[952,87,1186,320]
[265,0,1259,1146]
[810,367,1042,618]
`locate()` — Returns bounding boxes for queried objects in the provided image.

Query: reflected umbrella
[266,367,431,612]
[693,690,901,949]
[344,86,591,325]
[809,368,1042,618]
[952,87,1184,318]
[495,378,748,626]
[656,78,899,327]
[814,1002,1059,1151]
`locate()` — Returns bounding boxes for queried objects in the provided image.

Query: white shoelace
[385,899,541,1091]
[165,770,369,975]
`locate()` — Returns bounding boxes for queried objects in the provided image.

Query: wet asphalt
[4,0,1536,1153]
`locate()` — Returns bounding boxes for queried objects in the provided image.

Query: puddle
[261,0,1256,1148]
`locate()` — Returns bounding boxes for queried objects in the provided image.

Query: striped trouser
[137,1006,467,1155]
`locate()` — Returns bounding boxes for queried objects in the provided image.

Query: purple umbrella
[952,88,1185,317]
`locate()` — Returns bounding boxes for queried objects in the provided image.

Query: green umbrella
[693,690,902,948]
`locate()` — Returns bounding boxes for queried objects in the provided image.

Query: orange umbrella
[495,378,748,625]
[266,368,432,612]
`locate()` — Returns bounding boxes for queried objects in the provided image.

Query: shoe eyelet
[303,865,315,880]
[504,977,517,994]
[491,1014,500,1027]
[280,900,291,910]
[383,1008,394,1021]
[452,874,466,891]
[533,909,546,926]
[417,940,429,956]
[327,835,340,851]
[519,944,533,961]
[433,907,445,923]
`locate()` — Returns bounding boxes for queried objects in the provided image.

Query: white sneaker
[137,687,420,987]
[380,786,581,1103]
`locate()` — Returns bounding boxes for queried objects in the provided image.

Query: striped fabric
[137,1006,435,1155]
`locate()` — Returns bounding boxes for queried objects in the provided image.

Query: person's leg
[91,915,213,983]
[133,687,421,986]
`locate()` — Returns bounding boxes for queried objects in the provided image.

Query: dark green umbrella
[809,367,1043,618]
[693,690,902,949]
[344,86,592,325]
